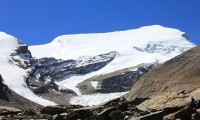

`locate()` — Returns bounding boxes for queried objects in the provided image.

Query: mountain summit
[30,25,194,60]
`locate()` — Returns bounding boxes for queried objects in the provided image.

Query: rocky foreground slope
[1,90,200,120]
[126,46,200,100]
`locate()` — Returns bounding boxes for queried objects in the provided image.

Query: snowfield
[70,92,128,106]
[30,25,195,96]
[0,32,56,106]
[30,25,194,60]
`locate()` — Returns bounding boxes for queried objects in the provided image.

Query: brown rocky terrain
[1,95,200,120]
[126,46,200,100]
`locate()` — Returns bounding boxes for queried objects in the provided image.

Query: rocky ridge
[77,63,158,95]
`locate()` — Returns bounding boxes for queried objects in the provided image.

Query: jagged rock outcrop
[77,63,158,94]
[10,40,33,69]
[15,45,32,55]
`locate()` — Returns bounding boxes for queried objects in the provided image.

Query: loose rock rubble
[1,95,200,120]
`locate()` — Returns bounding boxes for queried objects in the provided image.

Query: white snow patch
[44,76,52,84]
[70,92,128,106]
[91,81,98,89]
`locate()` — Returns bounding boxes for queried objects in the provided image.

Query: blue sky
[0,0,200,45]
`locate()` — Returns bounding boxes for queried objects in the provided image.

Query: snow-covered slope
[70,92,128,106]
[29,25,195,96]
[30,25,194,60]
[0,32,56,106]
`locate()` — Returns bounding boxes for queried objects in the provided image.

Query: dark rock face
[0,74,10,101]
[96,71,138,93]
[97,65,156,93]
[11,45,33,69]
[0,75,2,83]
[182,33,191,42]
[77,63,158,94]
[15,46,31,55]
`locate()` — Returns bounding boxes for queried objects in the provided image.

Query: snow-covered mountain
[0,25,196,107]
[30,25,195,93]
